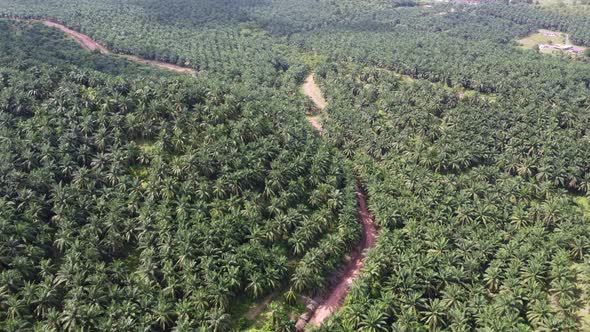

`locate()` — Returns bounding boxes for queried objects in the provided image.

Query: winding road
[13,18,196,75]
[300,74,379,329]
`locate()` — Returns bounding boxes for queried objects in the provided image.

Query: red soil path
[13,19,197,75]
[307,188,377,327]
[301,73,379,328]
[42,20,109,54]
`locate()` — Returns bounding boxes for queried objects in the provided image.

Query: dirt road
[300,73,378,329]
[14,19,197,75]
[42,20,109,54]
[307,188,377,326]
[120,54,196,74]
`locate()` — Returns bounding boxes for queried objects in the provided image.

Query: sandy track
[306,115,324,134]
[303,74,327,110]
[300,73,379,329]
[302,74,327,133]
[10,19,197,75]
[120,54,197,74]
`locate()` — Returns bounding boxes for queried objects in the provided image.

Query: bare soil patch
[302,74,327,132]
[306,115,324,134]
[302,74,327,110]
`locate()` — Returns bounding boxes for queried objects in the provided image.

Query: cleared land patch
[518,29,586,57]
[228,292,305,331]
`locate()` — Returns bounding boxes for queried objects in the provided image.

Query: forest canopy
[0,0,589,331]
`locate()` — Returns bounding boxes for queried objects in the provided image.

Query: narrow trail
[9,18,196,75]
[300,73,379,329]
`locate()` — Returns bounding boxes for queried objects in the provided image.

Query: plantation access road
[11,18,197,75]
[301,74,379,328]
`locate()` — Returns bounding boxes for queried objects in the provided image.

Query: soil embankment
[300,73,379,329]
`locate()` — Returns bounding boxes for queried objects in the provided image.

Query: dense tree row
[310,51,590,331]
[0,0,291,78]
[1,0,590,330]
[0,21,359,331]
[290,27,590,102]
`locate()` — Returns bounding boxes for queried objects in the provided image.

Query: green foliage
[1,0,590,331]
[0,19,358,331]
[314,49,590,332]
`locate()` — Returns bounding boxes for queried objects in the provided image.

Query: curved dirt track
[306,115,324,134]
[301,73,378,328]
[42,20,109,54]
[15,19,196,75]
[307,188,377,327]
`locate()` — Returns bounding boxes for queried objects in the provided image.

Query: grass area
[128,140,157,180]
[228,296,258,331]
[575,197,590,218]
[518,29,566,48]
[129,164,149,179]
[456,87,498,102]
[227,249,304,331]
[535,0,590,7]
[239,22,268,38]
[517,29,587,59]
[373,65,498,101]
[136,140,159,155]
